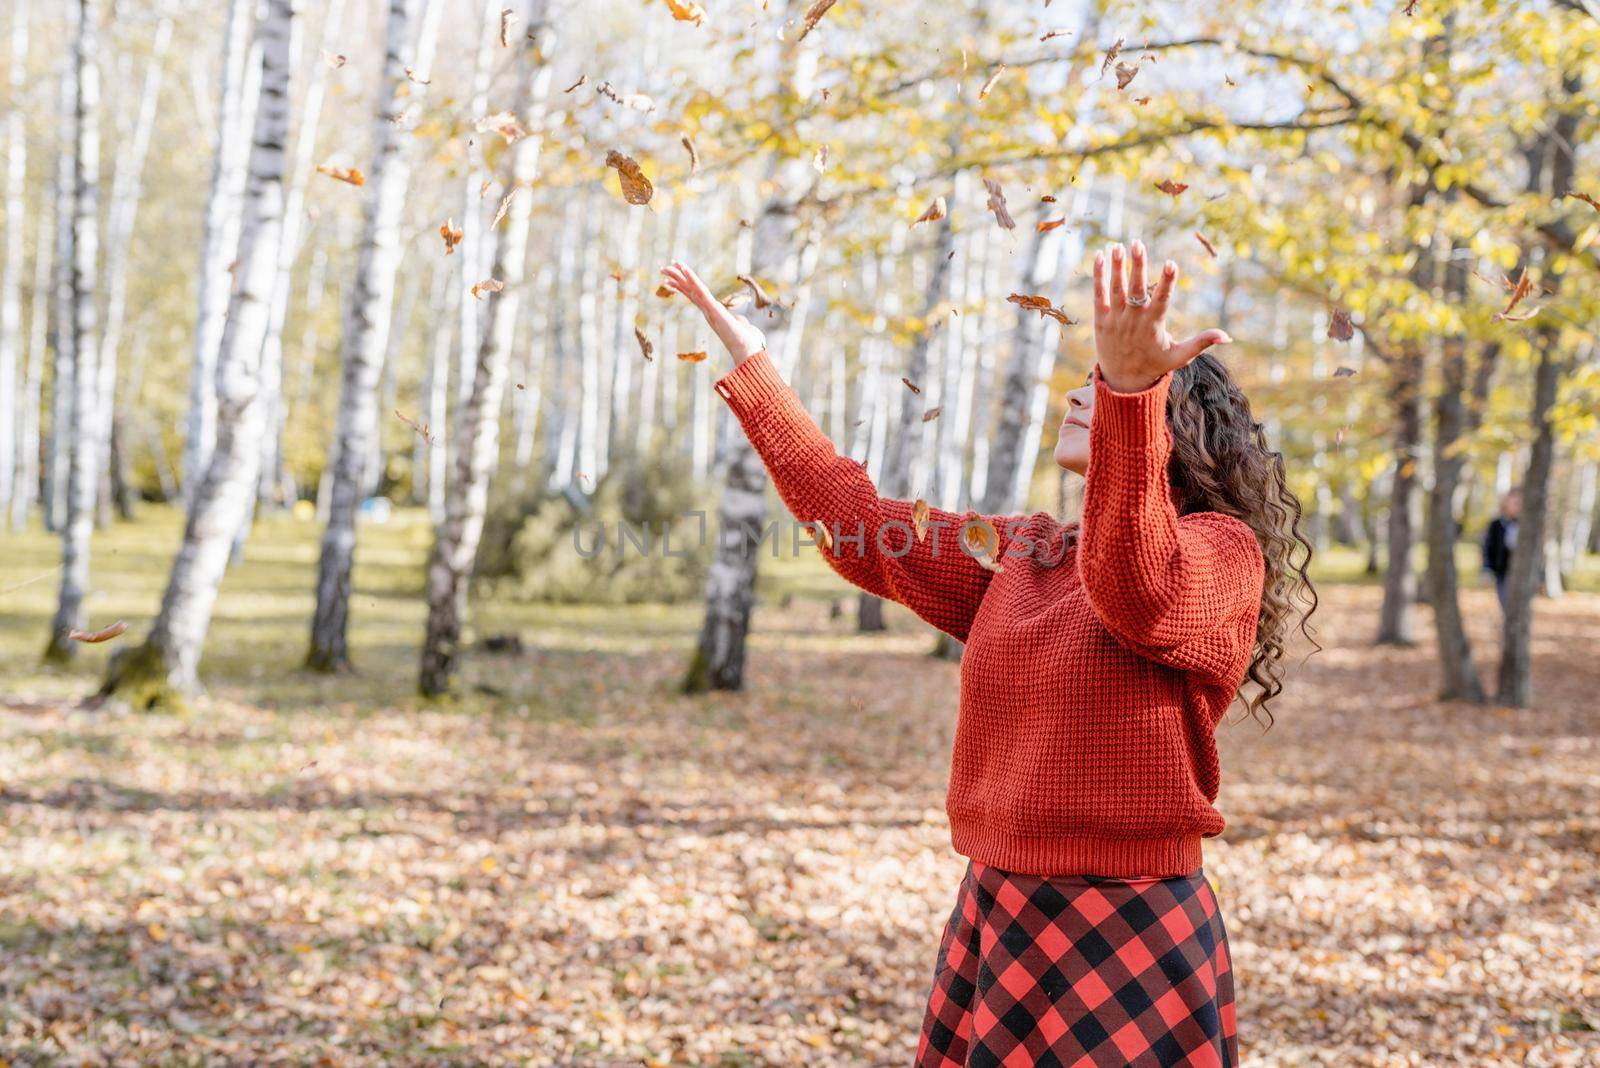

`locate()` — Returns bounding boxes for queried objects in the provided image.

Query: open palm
[1093,241,1231,393]
[659,261,767,365]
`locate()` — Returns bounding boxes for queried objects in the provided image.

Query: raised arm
[662,262,1020,641]
[1078,242,1264,677]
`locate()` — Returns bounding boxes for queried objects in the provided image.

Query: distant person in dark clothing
[1482,488,1522,610]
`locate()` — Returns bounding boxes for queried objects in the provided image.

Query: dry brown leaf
[962,516,1004,573]
[1114,61,1140,90]
[564,74,588,93]
[321,50,346,69]
[1040,29,1071,42]
[471,278,504,300]
[795,0,837,42]
[677,350,708,362]
[1564,189,1599,211]
[921,407,943,423]
[1100,37,1124,78]
[68,620,128,643]
[1333,366,1358,378]
[664,0,706,24]
[1133,95,1151,105]
[812,145,829,174]
[440,218,464,255]
[395,409,436,445]
[605,150,654,205]
[316,163,364,186]
[737,274,781,309]
[491,189,520,229]
[681,134,700,174]
[405,66,430,85]
[476,111,526,144]
[983,178,1015,231]
[1040,194,1057,203]
[1154,178,1188,197]
[978,64,1007,100]
[913,196,947,227]
[635,326,654,362]
[1328,307,1355,341]
[654,284,675,299]
[499,7,517,46]
[1037,217,1066,233]
[1007,293,1075,325]
[1195,231,1218,257]
[912,499,931,542]
[902,377,922,395]
[1494,267,1538,322]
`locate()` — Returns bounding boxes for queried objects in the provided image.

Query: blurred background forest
[1,0,1598,1064]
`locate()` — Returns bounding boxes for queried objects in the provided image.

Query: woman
[661,239,1314,1067]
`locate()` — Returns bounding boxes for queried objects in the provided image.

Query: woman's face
[1053,373,1095,475]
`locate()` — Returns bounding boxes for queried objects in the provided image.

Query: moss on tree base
[100,642,191,715]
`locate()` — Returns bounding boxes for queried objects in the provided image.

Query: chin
[1054,443,1089,475]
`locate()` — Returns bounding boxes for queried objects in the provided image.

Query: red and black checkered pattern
[917,861,1236,1067]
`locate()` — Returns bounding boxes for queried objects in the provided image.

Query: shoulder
[1179,511,1265,567]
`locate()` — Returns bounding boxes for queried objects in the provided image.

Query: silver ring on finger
[1126,293,1150,307]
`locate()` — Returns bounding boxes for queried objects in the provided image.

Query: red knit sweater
[714,351,1266,879]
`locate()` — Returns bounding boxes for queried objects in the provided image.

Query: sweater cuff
[713,350,791,418]
[1092,363,1171,447]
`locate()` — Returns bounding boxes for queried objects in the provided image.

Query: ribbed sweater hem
[949,821,1204,879]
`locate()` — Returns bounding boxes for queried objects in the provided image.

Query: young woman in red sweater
[661,238,1314,1067]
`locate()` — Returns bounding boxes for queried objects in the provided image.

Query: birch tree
[419,0,552,696]
[44,0,101,662]
[306,0,442,672]
[0,0,26,521]
[12,201,49,531]
[101,0,296,705]
[181,0,254,500]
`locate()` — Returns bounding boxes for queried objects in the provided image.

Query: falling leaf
[1154,178,1188,197]
[983,178,1015,231]
[395,409,436,445]
[405,66,431,85]
[1564,190,1599,211]
[475,111,526,144]
[68,620,128,643]
[609,268,624,284]
[315,163,364,186]
[1037,217,1066,233]
[491,189,520,229]
[921,407,943,423]
[978,64,1007,100]
[962,517,1004,573]
[681,134,699,174]
[812,145,829,174]
[1403,0,1420,14]
[902,377,922,395]
[1133,95,1151,106]
[564,74,588,93]
[1039,29,1071,42]
[1040,194,1057,203]
[912,499,931,542]
[655,284,675,299]
[677,350,708,362]
[1007,293,1075,325]
[1195,231,1218,257]
[795,0,837,42]
[478,179,492,199]
[605,150,654,205]
[1333,366,1358,378]
[321,50,346,69]
[912,196,947,227]
[812,520,834,553]
[597,82,655,112]
[635,326,654,362]
[499,7,516,46]
[1494,267,1537,322]
[1114,61,1140,90]
[439,219,463,255]
[737,274,781,309]
[664,0,707,24]
[1224,74,1237,87]
[1328,307,1355,341]
[471,278,505,300]
[1099,37,1124,79]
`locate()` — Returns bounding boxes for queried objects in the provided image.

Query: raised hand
[658,261,767,365]
[1092,241,1231,393]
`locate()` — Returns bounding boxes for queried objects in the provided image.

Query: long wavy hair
[1161,353,1318,728]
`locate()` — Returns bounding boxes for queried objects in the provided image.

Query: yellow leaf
[147,922,168,942]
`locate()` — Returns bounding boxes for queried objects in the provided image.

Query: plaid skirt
[917,861,1237,1067]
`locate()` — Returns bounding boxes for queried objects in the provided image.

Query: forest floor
[1,507,1597,1067]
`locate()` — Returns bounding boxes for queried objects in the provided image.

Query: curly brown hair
[1163,353,1318,728]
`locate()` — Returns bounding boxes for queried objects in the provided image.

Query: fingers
[1093,250,1109,325]
[1129,240,1149,304]
[1171,328,1233,365]
[1151,259,1177,315]
[1108,244,1128,307]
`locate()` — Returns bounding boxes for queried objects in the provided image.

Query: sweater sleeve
[1078,364,1265,681]
[715,350,1022,642]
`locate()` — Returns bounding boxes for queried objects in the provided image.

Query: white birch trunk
[259,0,348,509]
[44,0,101,661]
[455,0,498,414]
[106,0,296,702]
[181,0,255,501]
[13,198,50,530]
[0,0,26,520]
[419,1,551,695]
[424,268,453,518]
[45,58,75,533]
[307,0,442,672]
